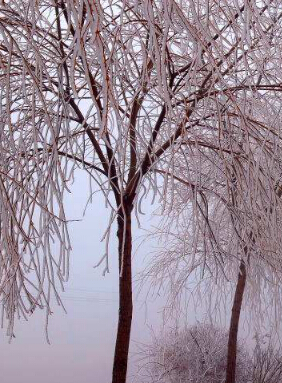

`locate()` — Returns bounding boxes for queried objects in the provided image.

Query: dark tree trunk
[225,259,247,383]
[112,203,133,383]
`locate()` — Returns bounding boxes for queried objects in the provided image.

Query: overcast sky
[0,171,175,383]
[0,170,258,383]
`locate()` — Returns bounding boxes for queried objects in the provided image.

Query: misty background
[0,171,253,382]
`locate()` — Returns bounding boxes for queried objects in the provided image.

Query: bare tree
[1,1,282,383]
[139,2,282,382]
[144,106,282,383]
[144,114,282,382]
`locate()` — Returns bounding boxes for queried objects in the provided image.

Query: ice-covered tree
[1,1,282,383]
[251,333,282,383]
[137,324,251,383]
[144,100,282,381]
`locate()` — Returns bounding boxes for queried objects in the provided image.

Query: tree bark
[112,203,133,383]
[225,259,247,383]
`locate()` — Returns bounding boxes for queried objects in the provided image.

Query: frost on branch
[137,324,250,383]
[0,0,282,337]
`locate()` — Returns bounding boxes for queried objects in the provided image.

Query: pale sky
[0,171,171,383]
[0,171,258,383]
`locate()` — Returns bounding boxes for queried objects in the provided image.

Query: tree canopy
[1,1,282,382]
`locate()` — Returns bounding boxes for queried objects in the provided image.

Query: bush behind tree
[137,324,282,383]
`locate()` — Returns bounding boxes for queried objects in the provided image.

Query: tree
[143,112,282,382]
[140,2,282,381]
[1,1,282,383]
[137,323,251,383]
[144,107,282,382]
[252,334,282,383]
[137,325,282,383]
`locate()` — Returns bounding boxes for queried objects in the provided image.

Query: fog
[0,171,257,382]
[0,171,170,383]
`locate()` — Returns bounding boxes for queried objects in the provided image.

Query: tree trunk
[225,259,247,383]
[112,204,133,383]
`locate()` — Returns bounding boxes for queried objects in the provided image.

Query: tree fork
[225,258,247,383]
[112,204,133,383]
